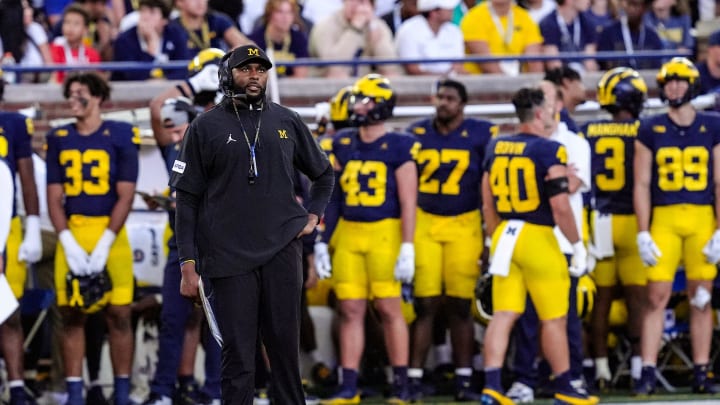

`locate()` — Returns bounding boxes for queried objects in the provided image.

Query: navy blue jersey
[332,130,419,222]
[637,112,720,206]
[172,11,235,52]
[0,111,34,216]
[112,24,191,80]
[540,10,597,53]
[248,25,309,77]
[407,117,496,215]
[46,121,140,217]
[580,119,640,214]
[483,133,567,226]
[597,21,663,70]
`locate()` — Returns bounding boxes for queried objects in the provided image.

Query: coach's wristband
[180,259,196,268]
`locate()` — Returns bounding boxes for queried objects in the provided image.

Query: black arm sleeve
[320,172,342,244]
[175,189,200,263]
[307,164,334,218]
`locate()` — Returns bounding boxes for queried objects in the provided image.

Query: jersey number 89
[489,156,540,213]
[655,146,708,192]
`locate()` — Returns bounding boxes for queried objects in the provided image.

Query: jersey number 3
[60,149,111,196]
[489,156,540,213]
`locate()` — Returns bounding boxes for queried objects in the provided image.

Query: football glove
[18,215,42,263]
[569,241,588,278]
[59,230,90,276]
[187,64,219,95]
[313,242,332,280]
[394,242,415,283]
[703,229,720,264]
[637,231,661,267]
[88,229,116,274]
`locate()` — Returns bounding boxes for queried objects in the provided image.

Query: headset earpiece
[218,52,234,97]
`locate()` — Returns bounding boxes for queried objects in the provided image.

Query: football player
[143,48,224,405]
[0,67,43,405]
[46,72,139,405]
[506,80,592,403]
[480,87,598,405]
[582,67,648,390]
[405,78,496,401]
[634,57,720,395]
[315,74,419,404]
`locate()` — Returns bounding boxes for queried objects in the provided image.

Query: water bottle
[2,52,17,84]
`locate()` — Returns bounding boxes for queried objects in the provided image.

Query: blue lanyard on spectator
[556,12,581,50]
[489,4,514,50]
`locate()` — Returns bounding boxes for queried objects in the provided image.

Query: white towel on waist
[593,212,614,259]
[489,220,525,277]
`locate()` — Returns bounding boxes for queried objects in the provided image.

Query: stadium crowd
[3,0,720,404]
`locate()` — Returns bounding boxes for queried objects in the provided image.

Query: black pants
[209,239,305,405]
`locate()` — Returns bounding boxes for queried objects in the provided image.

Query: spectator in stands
[596,0,663,70]
[1,0,51,83]
[248,0,310,78]
[76,0,118,62]
[301,0,342,25]
[171,0,250,53]
[395,0,465,75]
[460,0,544,75]
[522,0,557,24]
[309,0,400,78]
[50,4,101,83]
[49,0,116,59]
[643,0,693,51]
[112,0,190,81]
[545,65,586,132]
[697,29,720,95]
[381,0,419,34]
[540,0,599,73]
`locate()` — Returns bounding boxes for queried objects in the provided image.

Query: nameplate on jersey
[488,220,525,277]
[593,212,614,258]
[172,160,186,174]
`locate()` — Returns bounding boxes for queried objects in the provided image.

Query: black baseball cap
[227,45,273,70]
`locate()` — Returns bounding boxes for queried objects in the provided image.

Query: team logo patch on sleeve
[172,160,187,174]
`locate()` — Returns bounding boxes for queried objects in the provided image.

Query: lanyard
[264,29,291,55]
[181,17,211,49]
[556,12,581,50]
[620,14,645,68]
[59,38,87,65]
[232,102,263,184]
[489,4,514,50]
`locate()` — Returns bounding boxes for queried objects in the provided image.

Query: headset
[218,51,237,98]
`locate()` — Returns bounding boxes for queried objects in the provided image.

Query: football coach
[169,45,334,404]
